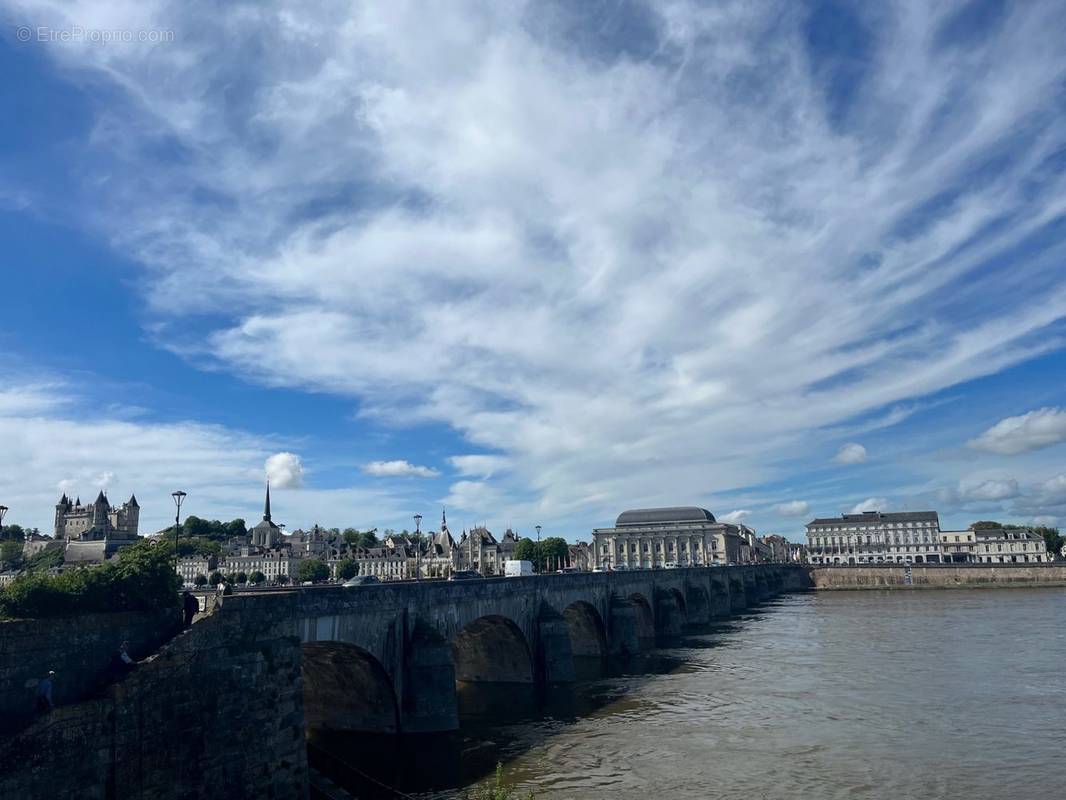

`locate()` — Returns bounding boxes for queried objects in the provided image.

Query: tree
[0,540,180,619]
[236,571,247,584]
[970,521,1003,530]
[538,537,569,572]
[297,559,330,584]
[276,574,290,585]
[513,538,537,565]
[1034,526,1063,558]
[208,570,223,586]
[336,559,359,580]
[1,523,26,542]
[193,573,208,587]
[248,570,266,585]
[0,540,23,570]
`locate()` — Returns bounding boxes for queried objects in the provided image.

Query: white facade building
[806,511,943,564]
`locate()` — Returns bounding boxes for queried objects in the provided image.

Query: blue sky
[1,0,1065,540]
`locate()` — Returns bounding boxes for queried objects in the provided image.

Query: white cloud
[362,460,440,479]
[963,479,1020,502]
[448,455,510,480]
[833,443,868,465]
[265,452,304,489]
[773,500,810,517]
[720,509,751,524]
[1032,515,1057,526]
[0,379,407,534]
[969,408,1066,455]
[6,1,1066,529]
[850,498,889,514]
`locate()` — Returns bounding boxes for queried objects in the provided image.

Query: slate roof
[807,511,939,526]
[615,507,717,526]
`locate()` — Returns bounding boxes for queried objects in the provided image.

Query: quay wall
[0,608,180,736]
[810,563,1066,590]
[0,596,308,800]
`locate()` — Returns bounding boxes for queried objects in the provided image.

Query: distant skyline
[2,1,1066,541]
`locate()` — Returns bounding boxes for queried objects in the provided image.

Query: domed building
[591,506,746,569]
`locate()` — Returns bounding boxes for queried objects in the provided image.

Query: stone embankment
[810,563,1066,589]
[0,608,179,735]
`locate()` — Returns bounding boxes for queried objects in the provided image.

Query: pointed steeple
[95,490,108,506]
[441,507,447,530]
[128,493,139,508]
[263,481,272,522]
[59,493,68,505]
[75,497,81,507]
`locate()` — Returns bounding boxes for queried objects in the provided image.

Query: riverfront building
[806,511,943,565]
[592,507,747,569]
[806,511,1051,564]
[940,527,1050,563]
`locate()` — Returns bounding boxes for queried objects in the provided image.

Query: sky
[1,0,1065,541]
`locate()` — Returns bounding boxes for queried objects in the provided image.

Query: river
[314,589,1066,800]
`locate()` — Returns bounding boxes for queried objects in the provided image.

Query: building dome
[615,507,716,526]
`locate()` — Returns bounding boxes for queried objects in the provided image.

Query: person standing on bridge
[182,590,198,628]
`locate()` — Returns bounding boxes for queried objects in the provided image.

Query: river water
[317,589,1066,800]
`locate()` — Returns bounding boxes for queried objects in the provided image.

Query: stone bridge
[1,563,808,800]
[292,563,808,734]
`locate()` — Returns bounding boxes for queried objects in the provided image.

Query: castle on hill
[54,491,141,562]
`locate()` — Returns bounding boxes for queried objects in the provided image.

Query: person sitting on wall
[35,670,55,715]
[109,641,137,680]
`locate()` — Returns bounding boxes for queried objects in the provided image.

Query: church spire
[442,507,447,530]
[263,481,272,522]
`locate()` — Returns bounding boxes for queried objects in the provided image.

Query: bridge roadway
[265,563,810,734]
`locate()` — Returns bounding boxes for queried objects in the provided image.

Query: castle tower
[92,491,110,527]
[54,493,71,538]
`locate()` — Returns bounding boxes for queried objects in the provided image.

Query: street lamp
[171,491,187,579]
[535,525,542,572]
[0,505,7,540]
[413,514,423,581]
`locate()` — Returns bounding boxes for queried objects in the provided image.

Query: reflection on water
[312,590,1066,800]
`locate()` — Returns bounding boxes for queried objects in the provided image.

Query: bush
[275,574,290,585]
[248,570,265,585]
[208,570,223,586]
[194,573,208,587]
[236,571,247,584]
[0,540,181,619]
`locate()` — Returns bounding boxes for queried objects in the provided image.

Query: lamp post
[535,525,542,572]
[0,505,7,541]
[413,514,423,581]
[171,491,186,582]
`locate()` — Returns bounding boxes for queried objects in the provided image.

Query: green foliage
[1034,526,1063,557]
[175,537,222,557]
[248,570,266,585]
[343,529,380,549]
[0,540,181,619]
[336,559,359,580]
[1,540,23,570]
[970,521,1003,530]
[276,574,290,585]
[297,559,330,584]
[177,516,248,542]
[1,523,26,542]
[194,573,208,587]
[465,765,534,800]
[512,537,569,572]
[208,570,223,585]
[538,537,569,571]
[236,571,248,584]
[513,538,537,563]
[23,547,64,574]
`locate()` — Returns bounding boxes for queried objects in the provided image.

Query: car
[343,575,380,586]
[663,561,679,569]
[448,570,481,580]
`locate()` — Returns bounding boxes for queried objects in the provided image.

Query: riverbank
[810,563,1066,590]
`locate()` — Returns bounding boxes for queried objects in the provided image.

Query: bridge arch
[684,584,711,627]
[300,641,400,734]
[562,601,608,659]
[628,593,656,649]
[452,615,533,683]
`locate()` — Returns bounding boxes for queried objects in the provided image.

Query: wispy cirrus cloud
[3,0,1066,535]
